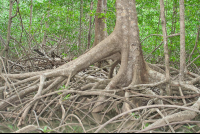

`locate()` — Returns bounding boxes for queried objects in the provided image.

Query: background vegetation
[0,0,199,71]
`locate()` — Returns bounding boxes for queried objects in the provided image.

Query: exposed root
[1,50,200,133]
[142,97,200,132]
[18,75,46,126]
[14,125,40,133]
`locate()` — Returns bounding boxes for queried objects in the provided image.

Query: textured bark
[0,0,15,98]
[188,25,200,62]
[5,0,13,57]
[93,0,108,46]
[160,0,171,95]
[78,0,83,53]
[28,0,33,55]
[92,0,150,112]
[93,0,108,68]
[171,0,178,35]
[169,0,177,55]
[179,0,186,81]
[41,1,50,55]
[14,125,39,133]
[4,0,14,72]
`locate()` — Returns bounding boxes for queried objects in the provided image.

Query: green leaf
[7,124,13,130]
[143,123,149,129]
[42,126,54,133]
[184,125,196,129]
[131,113,139,119]
[73,57,77,60]
[43,126,48,131]
[63,94,71,100]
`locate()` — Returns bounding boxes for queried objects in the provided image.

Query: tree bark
[93,0,108,47]
[87,0,93,49]
[179,0,186,81]
[5,0,14,72]
[92,0,151,112]
[28,0,33,52]
[159,0,171,95]
[78,0,83,54]
[93,0,108,68]
[41,1,50,56]
[169,0,177,57]
[0,0,16,99]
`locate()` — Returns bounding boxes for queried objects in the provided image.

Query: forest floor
[0,53,200,133]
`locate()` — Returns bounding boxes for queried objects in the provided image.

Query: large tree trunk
[92,0,155,112]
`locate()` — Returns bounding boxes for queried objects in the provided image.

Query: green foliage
[63,94,71,100]
[136,0,200,67]
[182,125,197,133]
[7,124,13,130]
[62,53,67,57]
[73,57,77,60]
[7,124,18,131]
[131,112,140,119]
[183,125,196,129]
[57,85,68,94]
[143,123,149,129]
[59,85,67,90]
[56,85,71,100]
[0,0,199,68]
[41,126,54,133]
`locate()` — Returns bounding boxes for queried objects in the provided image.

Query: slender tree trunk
[87,0,93,49]
[29,0,33,51]
[29,0,33,34]
[169,0,177,57]
[5,0,14,73]
[154,13,160,63]
[0,0,15,99]
[78,0,83,54]
[93,0,108,46]
[179,0,186,81]
[41,1,50,56]
[159,0,171,95]
[171,0,177,35]
[188,25,200,62]
[93,0,108,68]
